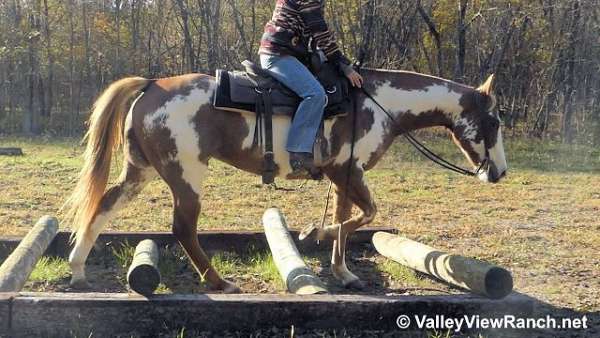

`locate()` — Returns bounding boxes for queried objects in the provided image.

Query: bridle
[359,87,493,177]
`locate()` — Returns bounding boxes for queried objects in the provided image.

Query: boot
[289,152,323,180]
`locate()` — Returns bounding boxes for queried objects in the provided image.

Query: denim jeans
[260,54,327,154]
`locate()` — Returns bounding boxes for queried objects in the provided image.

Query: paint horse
[65,68,507,292]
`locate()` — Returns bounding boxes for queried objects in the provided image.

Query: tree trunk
[175,0,196,72]
[454,0,468,82]
[42,0,53,118]
[561,0,581,143]
[417,3,443,77]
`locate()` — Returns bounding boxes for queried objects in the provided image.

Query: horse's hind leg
[169,187,241,293]
[69,164,155,288]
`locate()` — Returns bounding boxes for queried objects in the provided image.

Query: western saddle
[213,57,352,184]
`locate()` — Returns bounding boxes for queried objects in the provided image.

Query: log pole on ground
[372,232,513,299]
[127,239,161,296]
[262,208,328,295]
[0,148,23,156]
[0,216,59,292]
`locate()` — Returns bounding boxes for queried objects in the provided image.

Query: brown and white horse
[65,68,507,292]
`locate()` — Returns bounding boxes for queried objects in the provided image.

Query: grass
[29,256,70,283]
[112,241,136,269]
[247,250,284,289]
[209,249,284,290]
[1,135,599,311]
[376,259,426,288]
[210,252,240,277]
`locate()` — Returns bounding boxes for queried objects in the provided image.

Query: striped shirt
[259,0,349,66]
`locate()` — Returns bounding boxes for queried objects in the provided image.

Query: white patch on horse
[469,139,486,159]
[144,84,213,195]
[271,116,294,176]
[237,112,294,175]
[368,81,464,116]
[455,118,478,140]
[488,127,508,174]
[240,113,257,151]
[323,119,335,140]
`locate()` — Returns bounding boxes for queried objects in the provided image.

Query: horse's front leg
[331,176,377,289]
[301,168,377,289]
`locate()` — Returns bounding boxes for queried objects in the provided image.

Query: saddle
[213,57,352,184]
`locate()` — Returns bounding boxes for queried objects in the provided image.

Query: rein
[359,87,487,177]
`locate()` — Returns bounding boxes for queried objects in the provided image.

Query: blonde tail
[63,77,152,243]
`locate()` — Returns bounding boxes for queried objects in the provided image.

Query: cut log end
[485,266,513,300]
[127,240,161,296]
[128,264,161,296]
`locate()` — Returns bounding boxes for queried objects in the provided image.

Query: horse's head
[452,75,507,183]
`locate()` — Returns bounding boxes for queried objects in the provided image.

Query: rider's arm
[298,1,350,66]
[298,0,362,87]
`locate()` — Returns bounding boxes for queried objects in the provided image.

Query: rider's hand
[346,70,363,88]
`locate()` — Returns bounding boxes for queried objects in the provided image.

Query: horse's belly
[236,112,336,178]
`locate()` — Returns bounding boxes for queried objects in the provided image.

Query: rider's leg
[260,54,327,172]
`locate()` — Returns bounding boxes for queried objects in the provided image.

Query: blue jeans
[260,54,327,154]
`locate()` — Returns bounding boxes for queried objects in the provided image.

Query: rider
[259,0,363,176]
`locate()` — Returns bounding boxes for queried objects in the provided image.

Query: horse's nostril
[490,170,506,183]
[499,170,507,179]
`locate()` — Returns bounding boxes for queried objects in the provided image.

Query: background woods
[0,0,598,145]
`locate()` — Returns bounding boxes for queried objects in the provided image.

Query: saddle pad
[214,70,295,115]
[213,69,350,118]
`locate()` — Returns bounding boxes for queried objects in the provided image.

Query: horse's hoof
[69,278,92,290]
[345,279,366,290]
[299,224,318,241]
[310,170,324,181]
[219,280,242,294]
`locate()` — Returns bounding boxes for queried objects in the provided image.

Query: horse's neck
[361,69,467,133]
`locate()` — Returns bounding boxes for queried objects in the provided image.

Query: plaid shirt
[259,0,349,66]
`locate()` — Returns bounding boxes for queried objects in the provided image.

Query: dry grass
[1,135,599,312]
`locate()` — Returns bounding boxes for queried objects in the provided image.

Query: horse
[64,67,507,292]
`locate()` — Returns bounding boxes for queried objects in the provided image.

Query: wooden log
[373,232,513,299]
[0,148,23,156]
[0,216,59,292]
[262,208,328,295]
[127,239,161,296]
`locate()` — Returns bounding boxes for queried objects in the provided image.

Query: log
[262,208,328,295]
[372,232,513,299]
[127,239,161,296]
[0,216,59,292]
[0,148,23,156]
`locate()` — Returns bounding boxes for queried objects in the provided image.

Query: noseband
[360,87,492,177]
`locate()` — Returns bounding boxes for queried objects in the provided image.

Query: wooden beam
[262,208,327,295]
[0,227,394,261]
[0,216,59,292]
[3,292,535,336]
[0,148,23,156]
[0,293,13,335]
[127,239,161,296]
[373,232,513,299]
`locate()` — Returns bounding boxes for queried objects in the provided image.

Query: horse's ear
[477,74,495,96]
